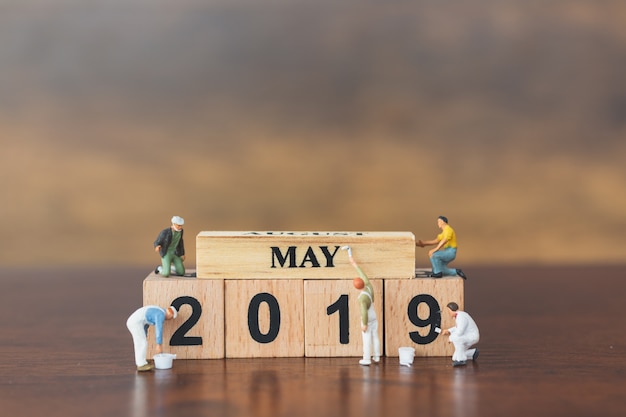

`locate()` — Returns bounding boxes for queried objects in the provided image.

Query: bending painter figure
[154,215,186,277]
[416,215,467,279]
[342,246,381,366]
[126,305,178,371]
[441,302,479,367]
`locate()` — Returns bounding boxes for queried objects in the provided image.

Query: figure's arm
[358,296,369,331]
[429,237,448,257]
[179,230,185,259]
[154,229,166,253]
[417,238,439,247]
[342,246,371,287]
[146,308,166,353]
[452,313,468,335]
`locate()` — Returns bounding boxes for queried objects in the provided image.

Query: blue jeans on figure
[430,247,457,276]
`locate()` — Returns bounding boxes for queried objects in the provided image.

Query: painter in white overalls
[342,246,381,366]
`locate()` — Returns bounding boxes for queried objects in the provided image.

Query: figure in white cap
[154,216,186,277]
[126,305,178,371]
[341,246,381,366]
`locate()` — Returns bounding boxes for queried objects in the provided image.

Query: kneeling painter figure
[154,215,186,277]
[441,302,480,367]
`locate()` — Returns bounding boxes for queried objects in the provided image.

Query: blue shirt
[145,307,166,345]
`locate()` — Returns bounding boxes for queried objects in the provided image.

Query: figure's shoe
[154,266,161,274]
[472,348,480,361]
[372,356,380,363]
[452,360,467,367]
[430,272,443,278]
[340,246,353,257]
[137,363,154,372]
[456,269,467,280]
[359,359,371,366]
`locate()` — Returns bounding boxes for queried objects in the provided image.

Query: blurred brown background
[1,0,625,269]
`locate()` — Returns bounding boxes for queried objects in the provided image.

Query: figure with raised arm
[341,246,381,366]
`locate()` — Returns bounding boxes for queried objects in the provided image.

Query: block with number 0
[225,279,304,358]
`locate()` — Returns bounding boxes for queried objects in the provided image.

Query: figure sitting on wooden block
[154,216,186,277]
[441,302,480,367]
[126,305,178,371]
[416,215,467,279]
[341,246,381,366]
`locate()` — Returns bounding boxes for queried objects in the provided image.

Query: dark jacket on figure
[154,228,185,258]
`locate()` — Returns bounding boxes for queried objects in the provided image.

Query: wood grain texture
[196,231,415,279]
[384,277,465,357]
[304,279,384,357]
[224,279,304,357]
[2,266,626,417]
[143,271,225,359]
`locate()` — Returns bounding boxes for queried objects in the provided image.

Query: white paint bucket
[398,347,415,367]
[153,353,177,369]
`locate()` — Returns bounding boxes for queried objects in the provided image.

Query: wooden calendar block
[143,271,224,359]
[384,277,464,357]
[196,231,415,280]
[225,279,304,358]
[304,279,384,357]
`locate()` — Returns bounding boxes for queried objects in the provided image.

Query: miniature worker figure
[416,215,467,279]
[154,216,186,277]
[441,302,479,367]
[126,305,178,371]
[341,246,381,366]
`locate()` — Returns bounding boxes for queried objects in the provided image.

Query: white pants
[126,309,150,367]
[449,332,479,362]
[362,318,381,361]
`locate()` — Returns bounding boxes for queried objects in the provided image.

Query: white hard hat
[169,306,178,319]
[171,216,184,225]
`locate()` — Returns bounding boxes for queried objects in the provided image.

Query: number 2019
[168,292,442,346]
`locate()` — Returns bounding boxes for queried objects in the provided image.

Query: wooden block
[196,231,415,279]
[143,271,224,359]
[225,279,304,358]
[304,279,384,357]
[384,277,464,357]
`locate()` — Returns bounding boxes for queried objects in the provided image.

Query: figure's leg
[371,320,381,361]
[436,248,458,276]
[127,321,149,367]
[449,335,468,365]
[359,328,372,365]
[430,254,443,274]
[172,255,185,276]
[160,254,172,277]
[465,335,480,360]
[465,348,479,361]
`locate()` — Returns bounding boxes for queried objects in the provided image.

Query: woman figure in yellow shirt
[417,216,467,279]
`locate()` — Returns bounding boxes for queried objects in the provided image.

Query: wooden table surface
[1,265,625,417]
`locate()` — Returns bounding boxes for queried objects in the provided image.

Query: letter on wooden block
[384,278,464,357]
[304,279,384,357]
[196,231,415,280]
[143,271,225,359]
[225,280,304,358]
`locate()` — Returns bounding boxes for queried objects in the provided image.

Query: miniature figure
[154,216,186,277]
[416,215,467,279]
[126,305,178,371]
[441,302,479,367]
[341,246,381,366]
